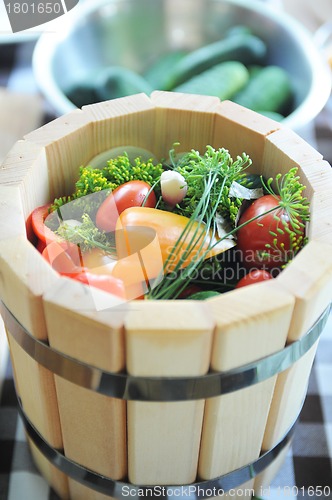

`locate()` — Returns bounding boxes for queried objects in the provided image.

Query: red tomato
[96,180,156,232]
[236,194,305,270]
[178,284,202,299]
[31,203,59,244]
[235,269,273,288]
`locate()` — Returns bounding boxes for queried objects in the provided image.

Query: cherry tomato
[178,284,202,299]
[31,203,59,244]
[236,194,305,270]
[96,180,156,232]
[235,269,273,288]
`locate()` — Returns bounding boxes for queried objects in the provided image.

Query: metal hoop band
[17,395,296,499]
[1,302,330,402]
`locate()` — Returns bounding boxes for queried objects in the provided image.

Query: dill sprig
[55,214,116,254]
[169,145,251,224]
[262,167,310,261]
[148,154,309,300]
[147,146,250,300]
[51,153,163,213]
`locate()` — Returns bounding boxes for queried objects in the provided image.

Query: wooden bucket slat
[82,93,156,158]
[254,442,291,495]
[151,90,219,159]
[43,277,127,480]
[212,101,281,171]
[67,481,118,500]
[0,184,27,239]
[0,235,62,449]
[256,128,332,487]
[28,437,70,499]
[309,188,332,244]
[124,300,214,485]
[277,240,332,341]
[0,142,50,240]
[258,240,332,463]
[261,127,323,194]
[198,281,295,480]
[24,110,94,200]
[262,342,318,450]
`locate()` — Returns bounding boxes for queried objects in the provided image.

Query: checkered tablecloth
[0,37,332,500]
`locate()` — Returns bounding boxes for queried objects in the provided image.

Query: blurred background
[0,0,332,499]
[0,0,331,166]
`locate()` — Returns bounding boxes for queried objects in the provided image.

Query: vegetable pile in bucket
[30,144,309,301]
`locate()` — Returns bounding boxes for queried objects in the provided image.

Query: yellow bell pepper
[115,207,235,274]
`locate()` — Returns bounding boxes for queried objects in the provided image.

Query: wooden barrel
[0,92,332,500]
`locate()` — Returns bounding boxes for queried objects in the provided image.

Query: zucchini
[174,61,249,100]
[233,65,293,114]
[166,32,267,89]
[96,66,153,101]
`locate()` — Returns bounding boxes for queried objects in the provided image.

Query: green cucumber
[258,110,285,122]
[66,82,99,108]
[233,65,293,114]
[173,61,249,100]
[96,66,153,101]
[143,50,187,90]
[166,32,267,89]
[239,173,265,190]
[224,25,253,38]
[187,290,221,300]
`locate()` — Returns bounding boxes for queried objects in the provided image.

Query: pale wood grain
[0,184,27,240]
[0,141,49,227]
[213,101,282,172]
[125,300,214,485]
[258,128,332,487]
[309,188,332,245]
[151,90,219,159]
[262,127,324,199]
[24,109,94,199]
[259,239,332,465]
[198,281,295,480]
[0,236,63,448]
[43,277,127,480]
[262,342,318,450]
[276,240,332,341]
[28,438,70,499]
[68,480,117,500]
[254,442,291,495]
[82,93,157,160]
